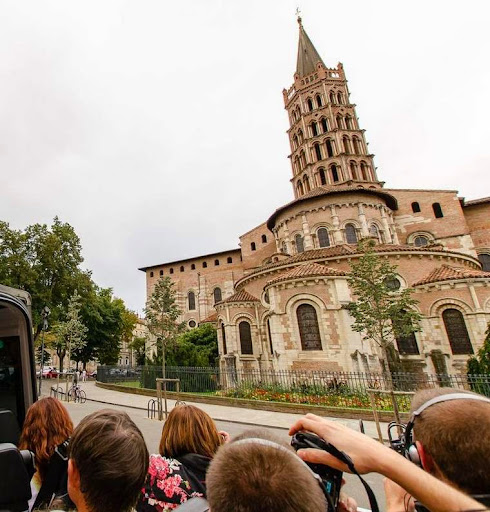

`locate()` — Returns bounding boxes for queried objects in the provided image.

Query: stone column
[380,207,393,243]
[283,221,292,254]
[330,204,343,244]
[302,213,314,250]
[357,203,370,237]
[273,230,280,252]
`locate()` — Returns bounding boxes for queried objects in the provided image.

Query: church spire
[296,17,326,78]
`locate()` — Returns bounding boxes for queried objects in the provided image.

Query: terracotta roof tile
[200,313,218,324]
[463,196,490,207]
[222,290,260,304]
[413,265,490,286]
[267,263,346,286]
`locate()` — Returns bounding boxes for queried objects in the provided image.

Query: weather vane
[295,7,302,24]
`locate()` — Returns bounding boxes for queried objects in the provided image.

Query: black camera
[291,432,343,512]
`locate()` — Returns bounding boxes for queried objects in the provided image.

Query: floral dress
[136,453,211,512]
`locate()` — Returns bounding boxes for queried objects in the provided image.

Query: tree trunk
[162,343,166,380]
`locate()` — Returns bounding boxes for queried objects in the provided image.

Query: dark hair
[69,409,149,512]
[206,429,326,512]
[411,387,490,494]
[159,404,221,459]
[19,397,73,481]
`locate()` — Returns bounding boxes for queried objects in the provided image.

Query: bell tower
[283,17,381,199]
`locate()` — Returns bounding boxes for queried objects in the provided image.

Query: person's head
[68,409,149,512]
[18,397,73,481]
[410,387,490,494]
[206,429,326,512]
[159,404,221,459]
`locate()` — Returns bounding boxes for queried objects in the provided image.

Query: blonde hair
[159,404,221,459]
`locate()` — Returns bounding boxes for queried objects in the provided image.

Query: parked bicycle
[68,383,86,403]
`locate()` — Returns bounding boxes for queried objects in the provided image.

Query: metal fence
[96,365,490,411]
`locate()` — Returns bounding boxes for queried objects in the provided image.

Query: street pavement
[57,380,388,511]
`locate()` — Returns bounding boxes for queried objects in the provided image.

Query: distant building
[139,19,490,376]
[118,316,148,366]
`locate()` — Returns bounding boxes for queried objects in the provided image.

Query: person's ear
[416,441,435,473]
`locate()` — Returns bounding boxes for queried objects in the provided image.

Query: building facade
[140,19,490,376]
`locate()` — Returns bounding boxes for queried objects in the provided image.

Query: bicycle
[68,384,87,403]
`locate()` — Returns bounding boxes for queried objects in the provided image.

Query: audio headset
[401,392,490,466]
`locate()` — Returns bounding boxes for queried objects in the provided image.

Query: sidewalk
[81,381,389,440]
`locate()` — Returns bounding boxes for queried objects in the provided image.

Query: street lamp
[38,306,51,396]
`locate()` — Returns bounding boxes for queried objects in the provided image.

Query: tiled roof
[413,265,490,286]
[463,196,490,207]
[267,263,346,286]
[200,313,218,324]
[222,290,260,304]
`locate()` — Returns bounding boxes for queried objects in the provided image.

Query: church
[140,18,490,376]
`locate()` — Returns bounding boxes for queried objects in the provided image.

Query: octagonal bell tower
[283,17,382,199]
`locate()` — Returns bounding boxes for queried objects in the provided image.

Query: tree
[0,218,93,340]
[53,291,88,372]
[35,345,52,366]
[144,277,185,378]
[167,323,218,367]
[346,239,422,377]
[129,336,147,366]
[467,323,490,375]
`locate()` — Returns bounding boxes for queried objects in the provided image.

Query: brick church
[140,18,490,376]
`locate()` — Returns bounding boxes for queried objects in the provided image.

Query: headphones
[403,392,490,466]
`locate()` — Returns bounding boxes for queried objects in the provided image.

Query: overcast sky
[1,1,490,313]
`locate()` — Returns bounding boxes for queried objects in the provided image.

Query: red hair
[19,397,73,481]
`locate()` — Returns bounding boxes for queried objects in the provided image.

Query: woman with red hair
[19,397,74,510]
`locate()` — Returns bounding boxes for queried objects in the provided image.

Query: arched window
[336,115,343,129]
[227,256,233,263]
[329,91,335,104]
[360,162,369,180]
[318,168,327,185]
[179,266,184,272]
[303,175,311,192]
[314,143,322,161]
[394,310,419,355]
[214,259,220,266]
[169,268,174,274]
[297,304,322,350]
[261,234,267,243]
[331,164,340,183]
[295,234,305,253]
[325,139,334,158]
[292,135,298,149]
[337,92,344,104]
[414,235,429,247]
[311,122,319,137]
[239,321,253,355]
[160,270,164,276]
[321,118,328,133]
[307,98,314,111]
[317,228,330,248]
[345,116,353,129]
[251,242,256,251]
[298,130,304,144]
[343,136,351,154]
[370,224,381,241]
[432,203,443,218]
[188,291,196,311]
[281,241,287,253]
[191,264,196,270]
[202,261,207,268]
[213,287,222,304]
[478,253,490,271]
[350,161,358,180]
[267,319,273,354]
[150,271,154,278]
[297,181,304,196]
[345,224,358,244]
[299,150,306,169]
[221,323,227,355]
[352,137,362,155]
[315,94,322,108]
[442,309,473,355]
[411,202,421,213]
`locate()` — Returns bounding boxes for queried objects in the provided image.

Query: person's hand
[384,478,414,512]
[289,413,391,474]
[218,431,230,444]
[338,491,358,512]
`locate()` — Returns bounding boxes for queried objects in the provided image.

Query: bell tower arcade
[283,18,381,199]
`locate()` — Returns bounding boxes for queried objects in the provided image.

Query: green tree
[167,323,218,367]
[53,291,88,372]
[0,218,93,340]
[346,239,422,378]
[35,345,52,366]
[467,324,490,375]
[129,336,147,366]
[144,277,185,378]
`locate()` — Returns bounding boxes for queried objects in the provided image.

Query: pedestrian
[81,369,86,382]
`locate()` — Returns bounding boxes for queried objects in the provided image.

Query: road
[64,398,386,511]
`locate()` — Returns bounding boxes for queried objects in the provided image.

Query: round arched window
[414,235,429,247]
[384,277,401,291]
[188,320,196,328]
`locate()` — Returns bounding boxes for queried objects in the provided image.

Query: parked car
[89,370,97,379]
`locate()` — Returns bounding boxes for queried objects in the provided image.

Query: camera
[291,432,343,512]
